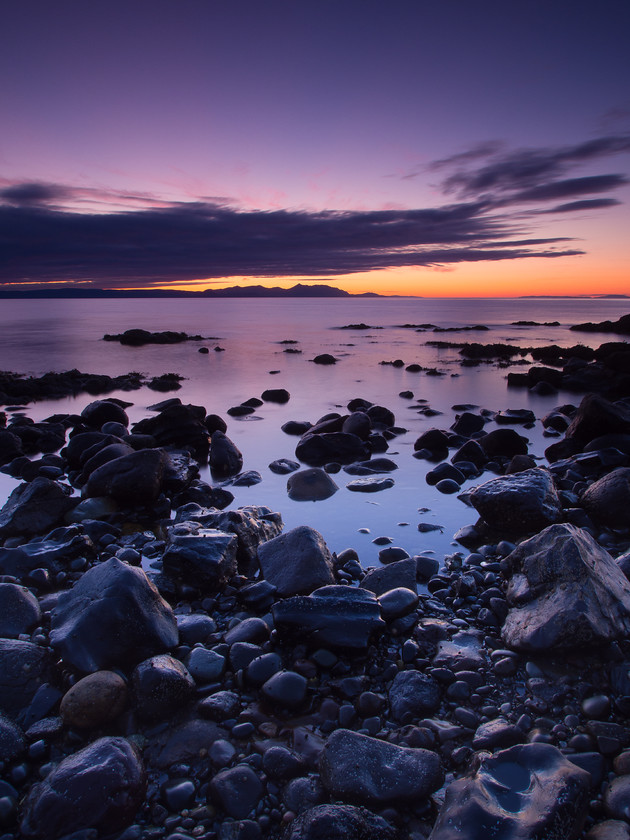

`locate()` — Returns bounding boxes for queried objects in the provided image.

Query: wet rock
[282,420,313,436]
[470,468,562,534]
[209,430,243,478]
[261,387,290,403]
[433,631,486,671]
[284,804,399,840]
[0,639,51,722]
[80,399,129,429]
[346,476,395,492]
[502,523,630,652]
[388,670,441,722]
[208,764,263,818]
[20,736,146,839]
[258,525,335,596]
[451,412,485,436]
[378,587,418,620]
[60,671,128,729]
[342,411,372,439]
[429,743,590,840]
[131,655,195,720]
[0,429,23,465]
[163,526,238,590]
[313,353,336,365]
[319,728,443,806]
[472,717,526,750]
[261,670,307,708]
[185,646,225,682]
[295,432,371,467]
[0,477,75,538]
[0,583,41,638]
[479,427,529,458]
[273,586,385,649]
[0,711,26,761]
[426,463,465,486]
[414,428,449,459]
[84,448,167,505]
[269,457,300,474]
[262,745,308,781]
[287,468,339,501]
[587,821,630,840]
[50,557,178,672]
[495,408,537,425]
[604,776,630,821]
[565,393,630,447]
[132,401,210,459]
[580,467,630,527]
[145,718,224,769]
[360,558,418,596]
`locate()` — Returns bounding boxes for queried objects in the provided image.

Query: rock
[0,429,23,465]
[451,412,485,436]
[472,717,526,750]
[581,467,630,527]
[60,671,128,728]
[50,558,178,672]
[80,399,129,429]
[0,639,51,722]
[287,468,339,501]
[319,728,443,806]
[262,745,308,781]
[132,402,210,459]
[502,524,630,652]
[282,420,313,436]
[79,442,135,483]
[360,558,418,596]
[273,586,385,649]
[0,583,41,638]
[433,631,486,671]
[378,545,411,564]
[261,670,307,708]
[479,427,529,457]
[565,393,630,446]
[344,457,398,475]
[0,477,75,538]
[163,526,238,590]
[0,711,26,761]
[144,718,224,769]
[295,432,371,467]
[604,776,630,821]
[258,525,335,596]
[283,804,399,840]
[269,458,300,474]
[346,476,395,492]
[131,655,195,720]
[342,411,372,439]
[208,764,263,819]
[470,468,562,534]
[20,736,146,839]
[388,670,441,722]
[313,353,336,365]
[209,430,243,477]
[378,587,419,620]
[414,428,449,458]
[186,647,225,682]
[261,388,290,403]
[587,821,630,840]
[84,448,167,505]
[428,743,590,840]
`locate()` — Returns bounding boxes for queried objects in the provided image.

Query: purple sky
[1,1,629,294]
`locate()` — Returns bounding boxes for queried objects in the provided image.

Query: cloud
[0,182,70,205]
[542,198,622,214]
[0,185,584,287]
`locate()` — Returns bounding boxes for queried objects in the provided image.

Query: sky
[1,0,629,297]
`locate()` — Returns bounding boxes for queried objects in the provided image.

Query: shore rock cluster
[1,382,630,840]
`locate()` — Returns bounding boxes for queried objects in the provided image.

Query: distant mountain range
[0,283,384,299]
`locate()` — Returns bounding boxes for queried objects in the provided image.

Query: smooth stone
[283,803,398,840]
[0,583,41,638]
[436,478,461,494]
[131,655,195,720]
[197,690,240,721]
[295,432,371,467]
[261,670,307,708]
[231,470,262,486]
[0,477,75,538]
[261,388,290,403]
[185,647,225,682]
[84,448,167,506]
[0,639,51,723]
[258,525,335,596]
[60,671,128,729]
[287,468,339,501]
[378,587,419,620]
[346,476,394,493]
[208,765,263,819]
[472,717,526,750]
[360,558,418,596]
[209,430,243,478]
[378,546,410,564]
[581,468,630,528]
[269,458,300,474]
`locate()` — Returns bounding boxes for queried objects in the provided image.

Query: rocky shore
[1,362,630,839]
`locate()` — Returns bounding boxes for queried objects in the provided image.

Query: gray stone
[388,670,441,722]
[132,655,195,720]
[0,583,41,638]
[287,468,339,501]
[60,670,128,729]
[84,448,167,506]
[378,587,419,620]
[581,467,630,527]
[0,477,75,538]
[470,467,562,534]
[502,524,630,652]
[163,526,238,590]
[472,717,526,750]
[261,670,307,708]
[346,476,395,492]
[433,631,486,672]
[319,728,443,806]
[208,764,263,819]
[283,804,399,840]
[0,527,93,578]
[258,525,335,596]
[0,639,51,723]
[360,558,418,596]
[185,647,225,682]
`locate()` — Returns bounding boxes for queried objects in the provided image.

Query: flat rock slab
[319,728,443,806]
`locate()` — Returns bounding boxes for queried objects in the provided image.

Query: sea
[0,296,626,568]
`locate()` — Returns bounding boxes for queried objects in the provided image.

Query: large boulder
[319,728,443,806]
[132,402,210,459]
[84,448,167,506]
[0,477,75,538]
[502,524,630,652]
[283,804,399,840]
[258,525,335,596]
[162,525,238,590]
[428,743,590,840]
[272,586,385,650]
[295,432,371,467]
[20,737,146,839]
[580,467,630,528]
[50,558,178,672]
[470,468,562,535]
[565,393,630,446]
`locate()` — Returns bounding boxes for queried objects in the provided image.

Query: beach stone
[208,430,242,477]
[284,804,398,840]
[378,545,411,564]
[145,718,224,768]
[495,408,536,425]
[344,456,398,475]
[313,353,336,365]
[0,639,51,722]
[79,442,135,481]
[587,822,630,840]
[262,745,308,781]
[0,477,75,538]
[295,432,370,467]
[283,777,327,814]
[0,429,23,465]
[360,558,418,596]
[433,631,486,671]
[84,448,167,505]
[282,420,313,436]
[429,743,590,840]
[479,427,529,457]
[176,613,216,645]
[81,399,129,429]
[502,524,630,652]
[319,728,443,806]
[0,583,41,638]
[581,467,630,527]
[185,647,225,682]
[342,411,372,439]
[346,476,394,492]
[426,462,465,486]
[566,393,630,446]
[451,412,485,436]
[472,717,526,750]
[269,457,300,474]
[60,671,128,728]
[131,655,195,720]
[452,438,487,467]
[19,736,146,839]
[604,776,630,821]
[261,387,290,403]
[273,586,385,649]
[287,468,339,501]
[163,527,237,590]
[50,557,178,673]
[258,525,335,596]
[232,469,262,486]
[261,670,307,708]
[132,402,210,458]
[470,467,562,534]
[414,428,449,458]
[388,670,441,722]
[0,712,26,761]
[209,764,263,819]
[378,587,418,620]
[436,478,460,494]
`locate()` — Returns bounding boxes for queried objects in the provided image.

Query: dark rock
[451,412,485,436]
[282,420,313,436]
[269,458,300,474]
[261,388,290,403]
[580,467,630,527]
[132,655,195,720]
[0,639,51,722]
[319,728,443,806]
[273,586,385,649]
[388,670,441,722]
[495,408,536,425]
[283,804,399,840]
[566,394,630,446]
[502,523,630,652]
[209,430,243,478]
[378,587,419,620]
[378,546,411,564]
[571,314,630,335]
[19,737,146,839]
[261,670,307,708]
[0,429,23,465]
[360,558,418,596]
[144,718,224,768]
[133,403,210,459]
[343,457,398,475]
[479,428,529,458]
[163,526,238,590]
[346,476,395,492]
[433,631,486,671]
[429,743,590,840]
[295,432,371,467]
[104,328,203,345]
[50,558,178,672]
[470,468,562,534]
[258,525,335,596]
[342,411,372,439]
[0,583,41,638]
[414,428,449,457]
[208,764,263,819]
[604,775,630,821]
[0,477,75,538]
[84,448,167,505]
[80,400,129,429]
[472,717,526,750]
[366,405,395,429]
[0,711,26,761]
[287,468,339,501]
[198,690,240,721]
[312,354,336,365]
[426,463,465,486]
[60,671,128,729]
[452,438,486,467]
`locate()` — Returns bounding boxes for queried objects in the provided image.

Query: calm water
[0,297,627,567]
